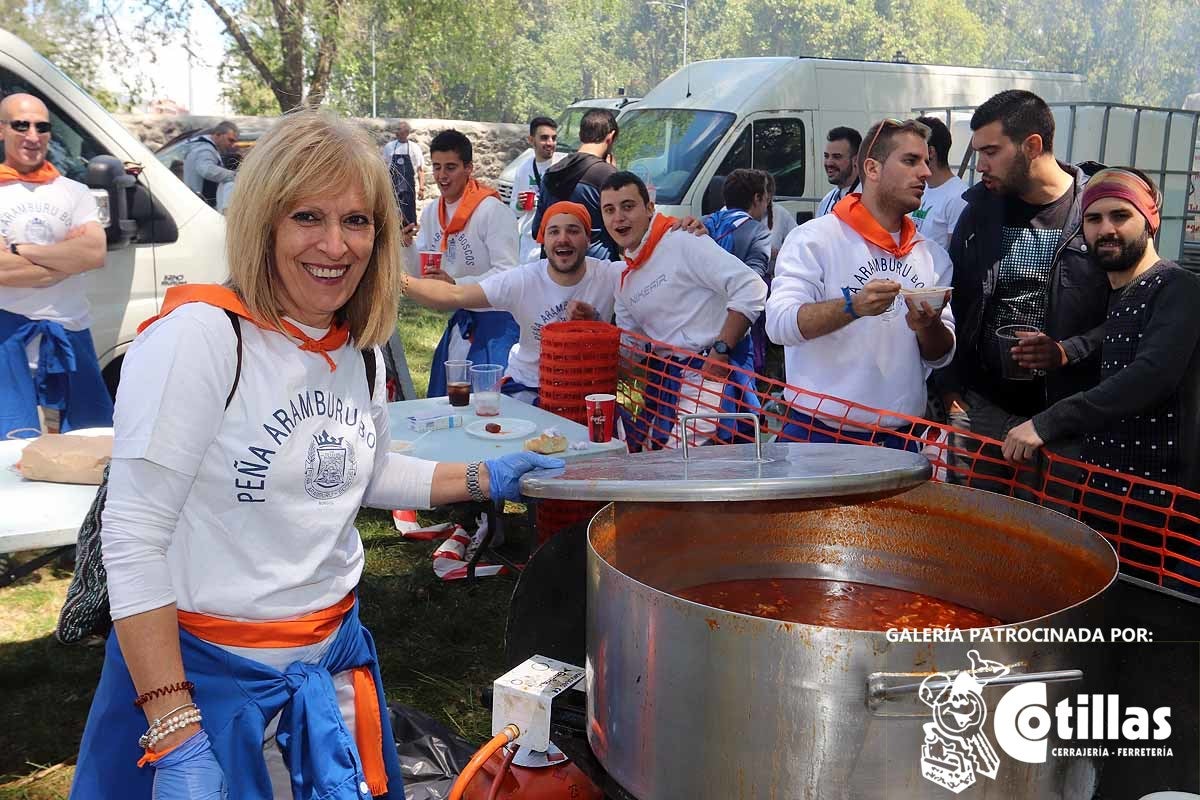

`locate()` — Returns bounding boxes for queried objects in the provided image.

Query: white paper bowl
[901,286,952,312]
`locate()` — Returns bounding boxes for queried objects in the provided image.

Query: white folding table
[0,436,105,586]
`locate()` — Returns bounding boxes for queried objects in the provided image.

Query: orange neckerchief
[619,213,679,288]
[138,285,349,371]
[0,161,60,185]
[175,594,389,795]
[832,193,919,259]
[436,179,500,252]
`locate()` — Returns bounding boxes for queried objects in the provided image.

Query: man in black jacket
[937,90,1110,486]
[532,109,619,260]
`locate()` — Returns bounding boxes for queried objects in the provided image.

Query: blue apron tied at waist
[427,309,519,397]
[70,599,404,800]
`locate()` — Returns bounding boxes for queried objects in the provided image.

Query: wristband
[9,242,18,256]
[841,287,860,320]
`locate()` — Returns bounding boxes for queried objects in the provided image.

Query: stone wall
[115,114,528,185]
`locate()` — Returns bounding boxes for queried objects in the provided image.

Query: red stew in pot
[675,578,1002,631]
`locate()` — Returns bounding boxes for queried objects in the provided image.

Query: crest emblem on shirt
[304,429,357,500]
[23,216,52,245]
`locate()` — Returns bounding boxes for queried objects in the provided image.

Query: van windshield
[555,107,589,153]
[613,109,735,205]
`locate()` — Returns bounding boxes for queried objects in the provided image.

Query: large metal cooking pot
[522,439,1118,800]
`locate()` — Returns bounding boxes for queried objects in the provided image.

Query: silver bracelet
[465,461,487,502]
[138,703,201,750]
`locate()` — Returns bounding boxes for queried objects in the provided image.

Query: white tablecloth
[387,396,627,464]
[0,434,107,555]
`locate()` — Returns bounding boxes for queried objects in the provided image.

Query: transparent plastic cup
[996,324,1039,381]
[470,364,503,416]
[445,359,473,406]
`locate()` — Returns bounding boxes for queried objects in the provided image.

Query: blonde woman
[70,110,561,800]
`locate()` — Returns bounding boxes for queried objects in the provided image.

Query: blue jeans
[779,406,919,452]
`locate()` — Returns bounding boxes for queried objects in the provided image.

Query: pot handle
[867,667,1083,715]
[871,669,1083,702]
[679,413,763,461]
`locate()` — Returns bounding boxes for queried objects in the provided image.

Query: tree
[108,0,347,112]
[3,0,124,109]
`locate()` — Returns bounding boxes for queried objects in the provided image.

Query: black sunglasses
[3,120,51,134]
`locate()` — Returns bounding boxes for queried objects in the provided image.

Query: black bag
[55,313,377,644]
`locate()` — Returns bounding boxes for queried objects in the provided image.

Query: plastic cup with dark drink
[585,393,617,443]
[996,324,1039,381]
[471,364,503,417]
[419,250,443,275]
[445,359,473,406]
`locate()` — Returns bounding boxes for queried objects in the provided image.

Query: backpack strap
[224,310,243,410]
[363,347,377,399]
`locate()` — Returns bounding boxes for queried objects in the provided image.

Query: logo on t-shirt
[304,429,358,500]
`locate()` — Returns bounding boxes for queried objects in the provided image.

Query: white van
[0,28,227,393]
[615,57,1088,222]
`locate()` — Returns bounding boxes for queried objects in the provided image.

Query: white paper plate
[465,418,537,441]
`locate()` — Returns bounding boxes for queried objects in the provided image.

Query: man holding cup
[511,116,566,262]
[406,129,520,397]
[402,202,621,405]
[935,91,1109,473]
[766,118,955,450]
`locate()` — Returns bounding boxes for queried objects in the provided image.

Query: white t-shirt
[0,175,101,329]
[100,303,437,621]
[407,195,518,296]
[815,183,858,218]
[479,257,621,387]
[766,213,956,429]
[768,202,799,258]
[512,153,568,262]
[510,153,566,214]
[381,139,425,172]
[910,175,969,250]
[615,223,767,355]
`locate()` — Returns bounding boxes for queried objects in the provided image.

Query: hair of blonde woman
[224,109,401,349]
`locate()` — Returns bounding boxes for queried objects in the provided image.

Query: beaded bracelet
[133,680,194,708]
[138,704,202,750]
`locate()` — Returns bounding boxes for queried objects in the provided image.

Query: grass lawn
[0,301,528,798]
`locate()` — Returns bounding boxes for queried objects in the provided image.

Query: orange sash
[0,161,60,185]
[437,179,500,252]
[831,193,919,259]
[139,284,349,371]
[619,213,678,288]
[177,594,389,795]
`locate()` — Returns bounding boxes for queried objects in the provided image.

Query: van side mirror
[84,155,137,248]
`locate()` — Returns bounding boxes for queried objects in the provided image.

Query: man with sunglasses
[936,90,1109,488]
[0,93,109,439]
[766,118,955,450]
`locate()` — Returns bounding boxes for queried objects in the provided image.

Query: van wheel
[102,357,123,401]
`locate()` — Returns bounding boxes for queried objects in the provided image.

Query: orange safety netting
[609,329,1200,594]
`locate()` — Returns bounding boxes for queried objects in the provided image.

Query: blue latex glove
[484,452,565,503]
[151,729,227,800]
